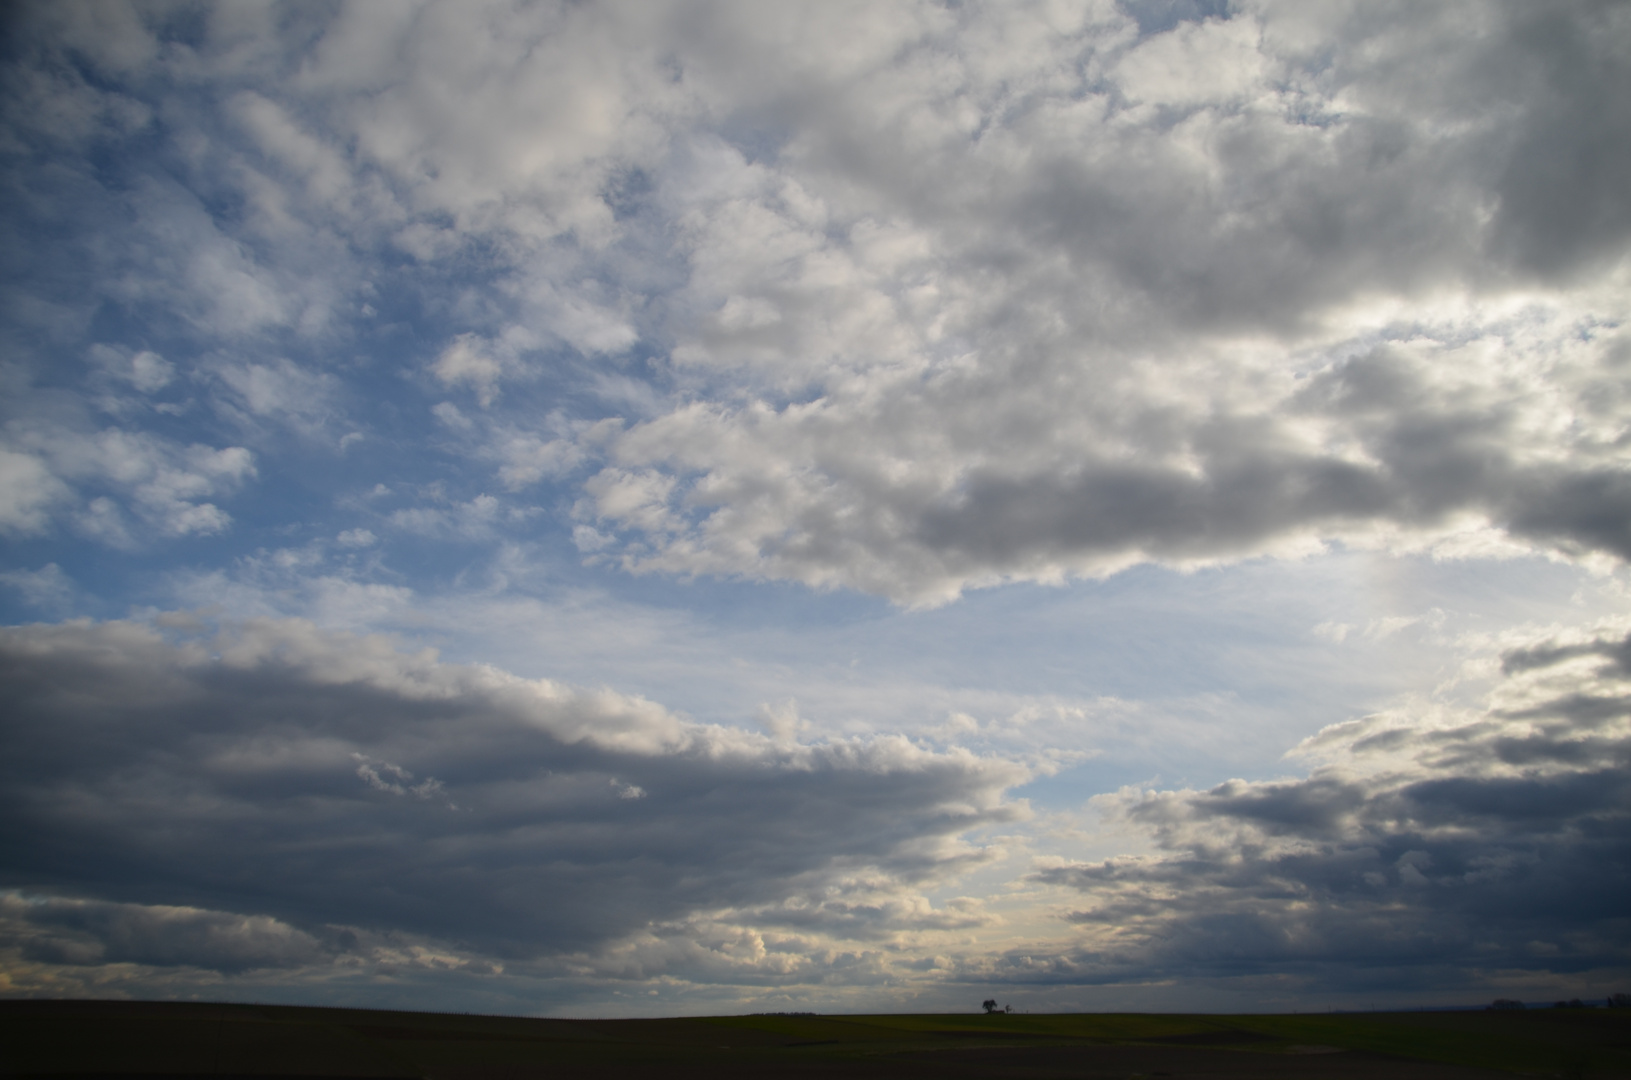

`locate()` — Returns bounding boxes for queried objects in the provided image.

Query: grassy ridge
[3,999,1629,1077]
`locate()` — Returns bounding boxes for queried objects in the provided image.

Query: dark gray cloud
[0,618,1022,977]
[1,893,334,973]
[1485,1,1631,279]
[915,337,1631,572]
[1012,624,1631,989]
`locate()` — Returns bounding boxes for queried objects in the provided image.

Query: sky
[1,0,1629,1018]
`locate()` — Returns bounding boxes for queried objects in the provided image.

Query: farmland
[4,999,1629,1078]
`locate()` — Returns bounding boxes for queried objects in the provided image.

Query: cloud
[1019,620,1631,989]
[0,563,75,615]
[0,893,332,974]
[581,311,1631,604]
[432,335,510,408]
[385,493,525,541]
[208,357,344,440]
[0,410,255,545]
[546,1,1631,604]
[0,617,1024,980]
[0,449,69,536]
[8,1,1629,599]
[87,346,175,396]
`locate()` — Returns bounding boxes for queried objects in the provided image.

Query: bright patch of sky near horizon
[2,0,1630,1017]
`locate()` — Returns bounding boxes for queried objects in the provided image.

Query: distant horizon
[4,994,1626,1016]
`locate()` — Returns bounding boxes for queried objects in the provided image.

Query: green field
[3,999,1629,1078]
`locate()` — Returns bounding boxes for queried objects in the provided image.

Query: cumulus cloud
[1019,620,1631,989]
[567,1,1631,604]
[7,1,1629,595]
[0,417,254,544]
[0,433,257,559]
[0,617,1024,983]
[0,449,68,536]
[432,335,510,408]
[86,346,175,397]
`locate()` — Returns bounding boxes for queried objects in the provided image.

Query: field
[4,999,1630,1078]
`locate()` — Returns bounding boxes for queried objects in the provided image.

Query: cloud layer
[2,1,1628,602]
[568,0,1631,603]
[1024,620,1631,991]
[0,618,1021,991]
[5,615,1628,1006]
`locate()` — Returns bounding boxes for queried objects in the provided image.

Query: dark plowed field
[4,999,1629,1078]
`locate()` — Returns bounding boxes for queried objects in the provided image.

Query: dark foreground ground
[4,1000,1630,1079]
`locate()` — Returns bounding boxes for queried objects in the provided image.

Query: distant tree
[1489,999,1525,1011]
[982,999,999,1014]
[1553,999,1587,1009]
[1004,1004,1012,1014]
[1609,993,1631,1009]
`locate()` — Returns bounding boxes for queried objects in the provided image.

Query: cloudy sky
[2,0,1629,1017]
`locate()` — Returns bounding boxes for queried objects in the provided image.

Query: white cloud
[496,434,581,489]
[387,493,516,541]
[0,415,256,543]
[0,449,69,536]
[1113,11,1266,107]
[210,357,342,438]
[16,0,1630,599]
[546,2,1631,603]
[432,335,509,408]
[88,345,175,395]
[757,699,806,743]
[0,562,75,614]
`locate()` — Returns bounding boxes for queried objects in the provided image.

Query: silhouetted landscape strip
[4,999,1631,1078]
